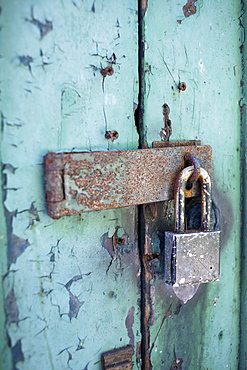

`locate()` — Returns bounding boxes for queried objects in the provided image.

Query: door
[0,1,141,369]
[141,2,242,368]
[0,1,244,369]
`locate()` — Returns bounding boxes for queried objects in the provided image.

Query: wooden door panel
[0,1,140,369]
[144,1,241,368]
[0,0,243,369]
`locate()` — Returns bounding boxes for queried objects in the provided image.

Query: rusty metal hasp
[101,345,134,369]
[44,145,212,219]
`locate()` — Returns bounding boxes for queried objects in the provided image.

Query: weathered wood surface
[0,0,244,369]
[143,1,241,369]
[0,1,140,369]
[240,3,247,367]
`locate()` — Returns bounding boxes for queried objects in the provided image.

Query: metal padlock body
[165,166,220,286]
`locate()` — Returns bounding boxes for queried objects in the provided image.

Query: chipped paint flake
[125,306,135,347]
[4,289,19,325]
[183,0,197,17]
[67,292,84,320]
[26,6,53,39]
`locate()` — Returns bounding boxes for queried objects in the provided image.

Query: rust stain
[105,130,119,141]
[44,146,212,219]
[44,152,64,203]
[141,0,148,12]
[144,203,157,222]
[100,66,114,77]
[152,140,201,148]
[178,82,187,91]
[136,341,141,368]
[184,153,200,185]
[140,217,154,369]
[26,6,53,39]
[160,104,172,142]
[101,227,132,262]
[183,1,197,18]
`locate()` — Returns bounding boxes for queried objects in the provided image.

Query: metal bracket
[101,345,134,369]
[44,143,212,219]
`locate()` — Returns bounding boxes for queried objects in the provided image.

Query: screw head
[105,130,119,142]
[178,82,187,91]
[101,66,114,77]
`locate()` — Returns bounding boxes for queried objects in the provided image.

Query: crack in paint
[26,6,53,39]
[39,49,53,70]
[35,316,49,336]
[150,304,172,355]
[158,49,177,86]
[101,227,136,275]
[76,336,86,351]
[57,346,73,369]
[47,239,61,265]
[58,272,91,320]
[18,55,34,76]
[2,164,18,174]
[18,202,41,227]
[82,362,90,370]
[101,226,134,260]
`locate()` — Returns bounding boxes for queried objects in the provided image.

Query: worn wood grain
[0,0,244,369]
[0,1,140,369]
[144,1,241,368]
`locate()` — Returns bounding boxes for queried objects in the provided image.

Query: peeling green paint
[144,1,241,368]
[240,0,247,367]
[0,1,140,369]
[0,0,245,369]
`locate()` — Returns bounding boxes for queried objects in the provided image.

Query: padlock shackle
[174,166,212,233]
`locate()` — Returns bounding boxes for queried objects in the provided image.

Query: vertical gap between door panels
[239,0,247,367]
[136,1,153,369]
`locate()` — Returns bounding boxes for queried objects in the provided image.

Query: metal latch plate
[101,345,134,369]
[44,145,212,219]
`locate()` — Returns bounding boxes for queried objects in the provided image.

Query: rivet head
[178,82,187,91]
[105,130,119,142]
[101,66,114,77]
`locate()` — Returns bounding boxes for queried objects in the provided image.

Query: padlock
[164,165,220,286]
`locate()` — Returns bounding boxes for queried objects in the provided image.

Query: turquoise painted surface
[143,1,241,368]
[0,1,140,369]
[0,0,244,369]
[240,1,247,368]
